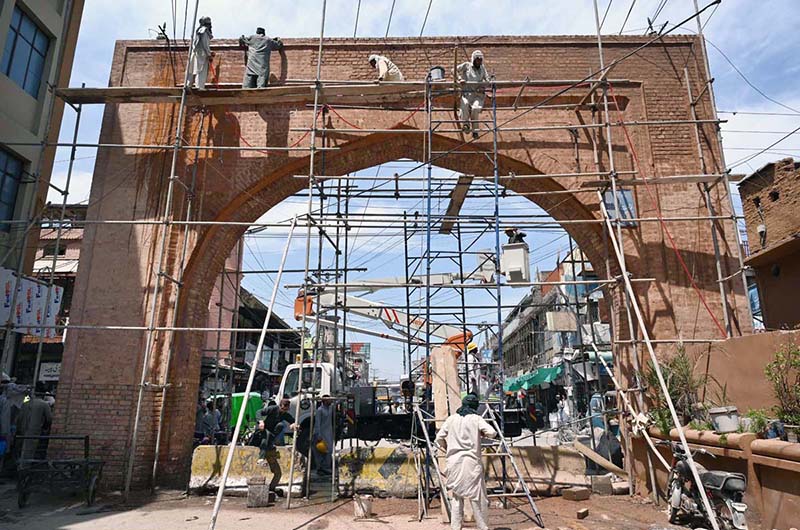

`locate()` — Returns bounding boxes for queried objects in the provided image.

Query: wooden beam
[439,175,474,234]
[573,439,628,477]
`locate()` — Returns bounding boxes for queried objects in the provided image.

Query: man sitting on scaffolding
[456,50,490,139]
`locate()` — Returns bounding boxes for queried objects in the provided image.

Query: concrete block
[612,480,630,495]
[576,507,589,519]
[590,474,614,495]
[247,483,275,507]
[561,487,591,501]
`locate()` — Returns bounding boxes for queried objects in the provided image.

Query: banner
[0,268,64,338]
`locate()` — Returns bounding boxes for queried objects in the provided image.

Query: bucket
[353,494,374,519]
[429,66,445,81]
[709,406,740,434]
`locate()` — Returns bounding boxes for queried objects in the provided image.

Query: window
[603,189,637,227]
[42,243,66,256]
[2,6,50,98]
[0,149,23,231]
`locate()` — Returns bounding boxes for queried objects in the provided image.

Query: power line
[727,124,800,169]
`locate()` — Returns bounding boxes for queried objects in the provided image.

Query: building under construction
[7,2,800,529]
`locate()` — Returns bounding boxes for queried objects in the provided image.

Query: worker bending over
[188,17,214,89]
[435,393,497,530]
[368,54,404,82]
[252,398,299,494]
[239,27,283,88]
[456,50,490,139]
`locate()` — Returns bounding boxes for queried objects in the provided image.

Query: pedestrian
[0,376,11,468]
[239,27,283,88]
[255,398,299,493]
[435,393,496,530]
[16,390,52,461]
[368,54,404,82]
[312,395,334,477]
[456,50,490,139]
[188,16,214,89]
[201,399,220,443]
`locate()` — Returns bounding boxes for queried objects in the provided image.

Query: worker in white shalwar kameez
[188,17,214,89]
[456,50,491,139]
[368,54,404,82]
[435,394,497,530]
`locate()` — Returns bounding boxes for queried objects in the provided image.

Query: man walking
[312,395,334,477]
[188,16,214,89]
[255,398,299,493]
[456,50,491,139]
[16,390,52,461]
[435,393,497,530]
[239,28,283,88]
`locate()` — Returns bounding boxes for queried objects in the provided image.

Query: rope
[607,82,727,338]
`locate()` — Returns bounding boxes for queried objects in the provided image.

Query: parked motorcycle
[658,440,748,530]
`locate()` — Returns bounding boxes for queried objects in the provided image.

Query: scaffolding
[0,1,750,530]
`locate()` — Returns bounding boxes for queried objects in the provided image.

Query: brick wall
[54,35,750,491]
[739,157,800,252]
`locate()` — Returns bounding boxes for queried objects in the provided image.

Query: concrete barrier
[189,445,305,491]
[338,446,418,498]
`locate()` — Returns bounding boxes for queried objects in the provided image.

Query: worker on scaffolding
[456,50,490,139]
[188,16,214,89]
[239,27,283,88]
[435,393,496,530]
[368,54,404,82]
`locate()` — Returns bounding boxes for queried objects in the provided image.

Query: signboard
[38,362,61,381]
[0,268,64,338]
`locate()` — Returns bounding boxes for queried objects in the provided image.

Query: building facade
[738,158,800,330]
[0,0,84,375]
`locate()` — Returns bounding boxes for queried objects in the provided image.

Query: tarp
[212,392,263,429]
[503,376,521,392]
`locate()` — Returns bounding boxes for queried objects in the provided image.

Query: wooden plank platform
[55,84,627,110]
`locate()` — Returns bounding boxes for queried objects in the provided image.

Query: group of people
[185,18,491,139]
[246,395,334,497]
[0,377,55,469]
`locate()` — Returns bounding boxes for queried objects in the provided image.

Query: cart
[16,435,104,508]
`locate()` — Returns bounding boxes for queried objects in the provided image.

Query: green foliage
[651,408,673,435]
[744,408,771,435]
[688,419,713,432]
[645,348,717,425]
[764,342,800,426]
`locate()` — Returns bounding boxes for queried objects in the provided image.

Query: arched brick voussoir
[178,129,612,338]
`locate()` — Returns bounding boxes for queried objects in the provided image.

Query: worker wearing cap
[435,393,497,530]
[312,395,334,477]
[239,27,283,88]
[188,16,214,89]
[368,54,404,82]
[456,50,491,139]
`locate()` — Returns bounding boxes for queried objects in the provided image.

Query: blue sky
[49,1,800,379]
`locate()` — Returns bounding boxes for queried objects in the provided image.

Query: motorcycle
[658,440,749,530]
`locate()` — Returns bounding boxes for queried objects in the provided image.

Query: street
[0,479,765,530]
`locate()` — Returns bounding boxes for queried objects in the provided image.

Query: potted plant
[764,341,800,442]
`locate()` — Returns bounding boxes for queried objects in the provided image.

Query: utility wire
[727,124,800,170]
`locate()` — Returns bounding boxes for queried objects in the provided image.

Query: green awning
[521,365,564,389]
[503,376,521,392]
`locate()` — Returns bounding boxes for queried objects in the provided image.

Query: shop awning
[523,365,563,388]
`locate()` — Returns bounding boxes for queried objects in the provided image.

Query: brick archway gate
[55,36,749,489]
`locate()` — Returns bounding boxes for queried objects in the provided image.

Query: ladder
[412,404,451,521]
[412,404,545,528]
[481,407,545,528]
